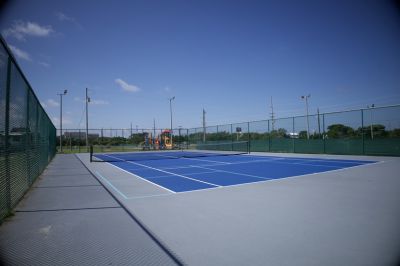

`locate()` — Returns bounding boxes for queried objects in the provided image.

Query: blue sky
[1,0,400,130]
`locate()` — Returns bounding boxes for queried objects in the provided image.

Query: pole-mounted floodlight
[169,96,175,147]
[301,94,311,139]
[57,89,68,152]
[86,88,90,151]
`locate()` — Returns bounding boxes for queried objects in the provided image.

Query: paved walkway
[0,154,182,266]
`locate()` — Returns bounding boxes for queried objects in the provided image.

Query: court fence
[188,104,400,156]
[60,104,400,157]
[0,37,57,223]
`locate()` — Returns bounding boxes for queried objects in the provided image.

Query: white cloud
[41,102,48,108]
[47,99,59,107]
[55,12,83,29]
[3,21,54,40]
[8,45,31,61]
[56,12,74,22]
[38,61,50,67]
[115,78,140,92]
[164,86,171,92]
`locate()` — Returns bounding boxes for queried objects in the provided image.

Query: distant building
[288,132,299,138]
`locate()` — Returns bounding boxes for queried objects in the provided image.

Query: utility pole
[367,104,375,139]
[153,118,156,148]
[86,88,90,151]
[169,96,175,145]
[57,89,67,152]
[317,108,321,137]
[202,108,206,142]
[301,94,311,139]
[270,96,275,131]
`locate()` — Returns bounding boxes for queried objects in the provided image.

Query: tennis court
[91,150,377,194]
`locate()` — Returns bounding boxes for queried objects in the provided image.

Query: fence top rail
[60,128,190,131]
[187,104,400,131]
[0,35,55,130]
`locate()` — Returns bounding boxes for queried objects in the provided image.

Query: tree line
[57,124,400,146]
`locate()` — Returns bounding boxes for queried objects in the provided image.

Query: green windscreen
[0,37,56,223]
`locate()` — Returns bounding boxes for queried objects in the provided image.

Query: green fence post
[247,122,250,152]
[186,129,189,149]
[4,56,11,213]
[35,95,39,176]
[26,88,30,185]
[292,117,295,153]
[361,109,365,155]
[268,119,270,152]
[322,114,326,154]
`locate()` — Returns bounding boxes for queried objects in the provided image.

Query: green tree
[270,128,287,138]
[298,131,308,139]
[327,124,355,139]
[357,124,388,139]
[129,133,146,145]
[389,128,400,137]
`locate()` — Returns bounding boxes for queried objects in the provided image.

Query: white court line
[179,156,232,164]
[98,154,381,197]
[142,160,385,197]
[193,157,363,169]
[174,154,285,166]
[170,155,375,168]
[104,160,176,193]
[245,154,378,164]
[126,193,179,200]
[95,171,128,199]
[257,159,365,169]
[146,171,220,179]
[151,163,230,171]
[191,165,272,180]
[270,157,378,164]
[102,154,221,188]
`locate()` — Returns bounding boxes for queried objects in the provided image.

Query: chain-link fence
[57,127,190,153]
[61,105,400,157]
[0,37,57,223]
[187,105,400,156]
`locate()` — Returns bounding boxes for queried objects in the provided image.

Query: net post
[247,122,251,153]
[361,109,365,155]
[89,145,93,162]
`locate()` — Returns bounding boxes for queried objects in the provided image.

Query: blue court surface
[93,153,377,193]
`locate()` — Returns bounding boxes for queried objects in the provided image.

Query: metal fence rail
[0,37,57,223]
[61,104,400,157]
[188,104,400,156]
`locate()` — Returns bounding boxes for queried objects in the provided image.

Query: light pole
[86,88,90,151]
[178,126,182,149]
[301,94,311,139]
[57,89,67,152]
[367,104,375,139]
[169,96,175,145]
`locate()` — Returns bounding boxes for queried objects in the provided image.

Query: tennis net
[90,141,249,162]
